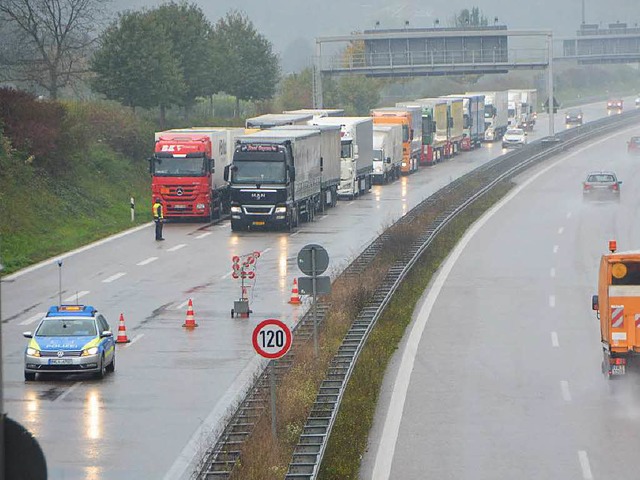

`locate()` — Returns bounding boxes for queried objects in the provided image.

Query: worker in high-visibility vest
[152,198,165,241]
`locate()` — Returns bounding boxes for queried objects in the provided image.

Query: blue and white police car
[23,305,116,381]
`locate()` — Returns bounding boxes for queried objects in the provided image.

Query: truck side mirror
[210,158,215,173]
[592,295,599,311]
[147,157,154,174]
[386,157,391,164]
[289,166,296,182]
[223,164,230,181]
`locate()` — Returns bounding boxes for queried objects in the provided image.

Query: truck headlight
[275,206,287,214]
[82,347,99,356]
[196,203,206,210]
[230,206,241,214]
[26,347,40,357]
[402,162,407,167]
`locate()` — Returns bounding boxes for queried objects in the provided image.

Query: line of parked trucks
[148,89,537,231]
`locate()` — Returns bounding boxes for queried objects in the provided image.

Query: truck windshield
[485,105,496,118]
[422,116,434,136]
[341,141,353,158]
[153,156,207,176]
[231,157,287,183]
[373,149,383,161]
[402,125,409,142]
[611,262,640,286]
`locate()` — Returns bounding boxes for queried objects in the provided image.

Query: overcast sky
[110,0,640,72]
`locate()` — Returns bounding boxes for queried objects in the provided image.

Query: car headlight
[26,347,40,357]
[230,206,241,213]
[196,203,206,209]
[81,347,99,356]
[275,206,287,214]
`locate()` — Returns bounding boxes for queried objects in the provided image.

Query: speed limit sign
[252,319,292,359]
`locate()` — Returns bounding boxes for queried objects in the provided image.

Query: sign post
[297,244,331,357]
[252,319,292,438]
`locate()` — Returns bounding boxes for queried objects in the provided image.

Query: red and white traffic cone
[116,313,131,343]
[183,299,199,328]
[288,278,301,305]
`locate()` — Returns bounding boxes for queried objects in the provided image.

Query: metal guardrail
[283,108,640,480]
[195,108,640,480]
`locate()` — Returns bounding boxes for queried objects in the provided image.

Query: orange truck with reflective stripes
[592,240,640,378]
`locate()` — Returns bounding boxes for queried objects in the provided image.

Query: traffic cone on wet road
[116,313,131,343]
[289,278,301,305]
[183,299,199,328]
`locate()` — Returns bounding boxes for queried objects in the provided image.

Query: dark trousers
[155,219,163,240]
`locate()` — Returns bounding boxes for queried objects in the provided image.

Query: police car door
[98,315,115,363]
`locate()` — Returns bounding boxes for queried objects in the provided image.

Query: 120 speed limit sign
[252,319,292,359]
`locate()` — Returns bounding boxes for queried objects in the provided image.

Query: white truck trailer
[467,90,509,142]
[372,125,402,184]
[245,113,314,130]
[310,117,373,200]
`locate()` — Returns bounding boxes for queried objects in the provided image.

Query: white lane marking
[567,212,572,219]
[348,201,355,206]
[125,334,144,347]
[55,382,82,402]
[550,268,556,278]
[218,224,228,228]
[196,232,212,239]
[553,245,559,254]
[168,244,187,252]
[137,256,158,266]
[291,231,302,237]
[19,312,45,326]
[175,300,189,310]
[221,271,232,280]
[102,272,126,283]
[558,227,564,235]
[262,248,272,254]
[549,295,556,307]
[578,451,593,479]
[561,381,572,402]
[318,215,328,220]
[64,290,90,302]
[370,136,624,479]
[551,332,559,347]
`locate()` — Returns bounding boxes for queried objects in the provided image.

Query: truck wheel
[231,220,244,232]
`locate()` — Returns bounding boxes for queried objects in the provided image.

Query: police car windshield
[36,319,97,337]
[154,157,207,176]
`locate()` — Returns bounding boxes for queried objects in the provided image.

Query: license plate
[50,358,73,365]
[611,365,626,375]
[252,221,265,226]
[173,205,188,209]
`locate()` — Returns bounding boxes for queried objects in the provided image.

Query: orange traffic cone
[289,278,301,305]
[183,299,199,328]
[116,313,131,343]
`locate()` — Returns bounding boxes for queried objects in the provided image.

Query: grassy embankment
[226,178,513,479]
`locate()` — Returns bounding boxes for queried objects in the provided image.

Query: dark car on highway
[582,171,621,201]
[607,99,623,112]
[565,109,583,125]
[627,136,640,154]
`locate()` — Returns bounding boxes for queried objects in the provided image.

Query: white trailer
[310,117,373,200]
[245,113,314,129]
[466,90,509,142]
[283,108,345,119]
[519,89,538,131]
[372,125,402,184]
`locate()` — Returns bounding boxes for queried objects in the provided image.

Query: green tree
[452,7,489,27]
[211,10,280,116]
[148,2,215,108]
[278,68,313,110]
[332,76,382,115]
[91,11,186,127]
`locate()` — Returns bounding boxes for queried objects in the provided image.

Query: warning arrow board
[252,319,292,359]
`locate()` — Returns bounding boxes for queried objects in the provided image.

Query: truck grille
[244,206,273,215]
[163,186,198,200]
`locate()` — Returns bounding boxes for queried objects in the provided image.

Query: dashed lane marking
[137,257,158,266]
[196,232,212,239]
[168,244,187,252]
[550,268,556,278]
[102,272,126,283]
[551,332,559,347]
[553,245,559,254]
[558,227,564,235]
[55,382,82,402]
[561,381,572,402]
[549,295,556,308]
[64,291,90,302]
[175,300,189,310]
[19,312,45,326]
[578,451,593,479]
[125,334,145,347]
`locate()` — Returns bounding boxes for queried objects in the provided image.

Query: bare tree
[0,0,108,98]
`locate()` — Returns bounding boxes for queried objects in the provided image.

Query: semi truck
[413,98,451,162]
[508,89,537,131]
[224,129,322,231]
[150,127,243,220]
[466,90,508,142]
[372,125,402,184]
[274,124,341,210]
[245,113,314,130]
[311,117,373,199]
[442,97,464,153]
[371,108,418,174]
[592,240,640,378]
[392,104,424,169]
[283,108,345,119]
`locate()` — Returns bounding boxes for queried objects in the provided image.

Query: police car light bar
[46,305,97,316]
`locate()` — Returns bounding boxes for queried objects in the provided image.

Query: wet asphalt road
[1,98,635,479]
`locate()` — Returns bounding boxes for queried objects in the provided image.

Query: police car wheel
[95,355,107,380]
[24,371,36,381]
[106,355,115,373]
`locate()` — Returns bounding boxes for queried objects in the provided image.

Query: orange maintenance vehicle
[592,240,640,378]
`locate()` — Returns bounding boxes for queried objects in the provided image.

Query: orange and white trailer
[592,240,640,378]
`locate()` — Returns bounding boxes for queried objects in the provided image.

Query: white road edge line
[168,244,187,252]
[102,272,126,283]
[262,248,272,254]
[549,295,556,308]
[291,231,302,237]
[578,451,593,480]
[370,132,621,480]
[137,257,158,266]
[196,232,212,239]
[175,300,189,310]
[551,331,559,347]
[19,312,45,326]
[64,291,90,303]
[553,245,559,254]
[125,334,144,347]
[550,268,556,278]
[55,382,82,402]
[221,271,232,280]
[561,380,572,402]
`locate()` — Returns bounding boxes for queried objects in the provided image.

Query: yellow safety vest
[153,202,163,219]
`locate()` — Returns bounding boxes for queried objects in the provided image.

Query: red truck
[150,128,242,220]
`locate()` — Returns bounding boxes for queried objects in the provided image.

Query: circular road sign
[297,244,329,276]
[252,319,292,359]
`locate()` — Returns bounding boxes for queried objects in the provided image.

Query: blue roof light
[46,305,97,317]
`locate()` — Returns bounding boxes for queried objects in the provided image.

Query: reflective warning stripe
[636,313,640,329]
[611,306,624,328]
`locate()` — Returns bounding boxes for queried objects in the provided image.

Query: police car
[23,305,116,381]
